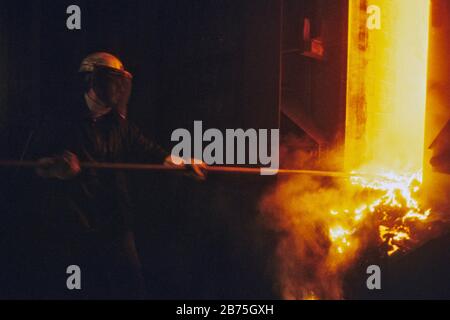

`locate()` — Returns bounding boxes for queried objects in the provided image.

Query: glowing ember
[261,171,435,300]
[329,171,431,257]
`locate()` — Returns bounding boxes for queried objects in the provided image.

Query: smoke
[259,149,442,300]
[261,175,358,299]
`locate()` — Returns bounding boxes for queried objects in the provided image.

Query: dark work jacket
[30,110,169,239]
[0,109,168,298]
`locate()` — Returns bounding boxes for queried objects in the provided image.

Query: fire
[329,170,431,257]
[345,0,430,173]
[340,0,432,261]
[261,170,435,300]
[261,0,436,300]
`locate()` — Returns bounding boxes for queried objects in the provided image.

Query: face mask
[91,66,133,118]
[85,89,112,118]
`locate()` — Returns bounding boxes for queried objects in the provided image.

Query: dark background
[0,0,283,299]
[0,0,449,299]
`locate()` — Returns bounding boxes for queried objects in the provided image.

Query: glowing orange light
[262,0,434,300]
[343,0,432,257]
[345,0,431,174]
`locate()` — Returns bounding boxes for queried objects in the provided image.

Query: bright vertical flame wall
[345,0,430,173]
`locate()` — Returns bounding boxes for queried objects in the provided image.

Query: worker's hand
[164,155,207,181]
[36,151,81,180]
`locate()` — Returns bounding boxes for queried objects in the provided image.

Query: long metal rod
[0,159,378,179]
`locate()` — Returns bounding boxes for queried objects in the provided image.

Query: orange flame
[261,171,434,300]
[262,0,435,300]
[329,171,431,257]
